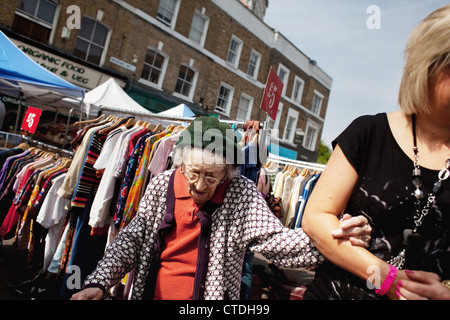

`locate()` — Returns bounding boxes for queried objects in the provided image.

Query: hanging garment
[121,130,170,229]
[89,126,129,228]
[57,121,111,200]
[36,173,68,270]
[291,173,321,229]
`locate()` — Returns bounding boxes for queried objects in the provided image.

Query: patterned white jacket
[83,170,324,300]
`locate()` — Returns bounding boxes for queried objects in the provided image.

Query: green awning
[125,86,176,113]
[125,85,209,116]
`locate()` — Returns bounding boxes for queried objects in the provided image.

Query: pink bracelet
[375,264,398,296]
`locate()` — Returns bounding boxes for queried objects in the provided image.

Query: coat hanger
[123,117,136,128]
[251,133,259,145]
[73,114,105,126]
[153,123,162,132]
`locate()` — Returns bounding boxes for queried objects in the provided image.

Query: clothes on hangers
[2,112,265,300]
[267,159,324,228]
[291,173,321,229]
[0,146,71,272]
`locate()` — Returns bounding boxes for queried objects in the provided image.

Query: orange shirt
[153,169,228,300]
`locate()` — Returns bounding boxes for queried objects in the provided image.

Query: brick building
[0,0,332,162]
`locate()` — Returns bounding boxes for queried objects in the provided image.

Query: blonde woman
[302,5,450,300]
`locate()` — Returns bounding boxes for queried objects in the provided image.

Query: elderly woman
[71,116,371,300]
[302,5,450,300]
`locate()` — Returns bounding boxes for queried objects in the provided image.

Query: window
[174,65,197,99]
[292,76,305,105]
[13,0,57,43]
[266,102,283,138]
[226,36,243,68]
[283,108,299,143]
[247,50,261,79]
[303,120,320,151]
[312,91,324,115]
[74,17,109,65]
[215,83,234,115]
[140,48,168,89]
[277,64,290,96]
[189,10,209,46]
[236,94,254,121]
[157,0,180,28]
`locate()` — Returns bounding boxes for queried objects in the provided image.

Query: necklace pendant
[412,176,422,188]
[433,180,442,194]
[413,188,424,200]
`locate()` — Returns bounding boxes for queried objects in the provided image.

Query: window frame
[156,0,181,29]
[226,35,243,68]
[303,119,320,151]
[277,63,290,97]
[73,16,110,65]
[236,93,254,121]
[188,9,209,47]
[15,0,57,26]
[173,64,198,101]
[266,102,284,139]
[291,76,305,105]
[13,0,58,43]
[138,47,169,90]
[246,49,261,80]
[312,90,324,115]
[282,108,299,143]
[214,82,235,116]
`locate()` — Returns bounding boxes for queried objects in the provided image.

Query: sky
[264,0,449,148]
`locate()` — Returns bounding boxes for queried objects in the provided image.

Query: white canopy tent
[158,104,195,117]
[81,77,153,118]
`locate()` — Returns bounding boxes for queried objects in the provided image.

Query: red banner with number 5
[21,107,42,134]
[260,67,283,121]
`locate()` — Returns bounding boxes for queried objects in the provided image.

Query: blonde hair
[398,4,450,115]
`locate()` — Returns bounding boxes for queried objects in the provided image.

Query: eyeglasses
[181,168,227,186]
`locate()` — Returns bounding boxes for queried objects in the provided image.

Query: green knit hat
[175,116,243,166]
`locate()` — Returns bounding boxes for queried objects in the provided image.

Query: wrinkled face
[181,163,227,203]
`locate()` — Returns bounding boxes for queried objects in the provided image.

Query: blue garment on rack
[240,142,259,182]
[291,173,321,229]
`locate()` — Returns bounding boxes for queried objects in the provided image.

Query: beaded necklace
[388,114,450,269]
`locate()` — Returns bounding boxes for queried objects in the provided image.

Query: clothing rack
[21,135,74,158]
[98,106,253,128]
[267,153,326,172]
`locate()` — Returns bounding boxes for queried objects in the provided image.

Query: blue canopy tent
[0,31,85,134]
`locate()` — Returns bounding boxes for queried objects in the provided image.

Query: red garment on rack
[0,204,19,237]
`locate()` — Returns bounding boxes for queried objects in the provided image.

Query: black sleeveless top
[305,113,450,300]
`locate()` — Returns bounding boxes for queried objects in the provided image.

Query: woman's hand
[70,287,104,300]
[331,213,372,248]
[397,270,450,300]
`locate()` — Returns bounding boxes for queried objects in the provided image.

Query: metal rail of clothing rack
[99,107,328,172]
[21,135,75,158]
[98,106,252,127]
[267,153,326,172]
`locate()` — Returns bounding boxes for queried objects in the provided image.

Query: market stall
[73,77,153,118]
[0,31,85,149]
